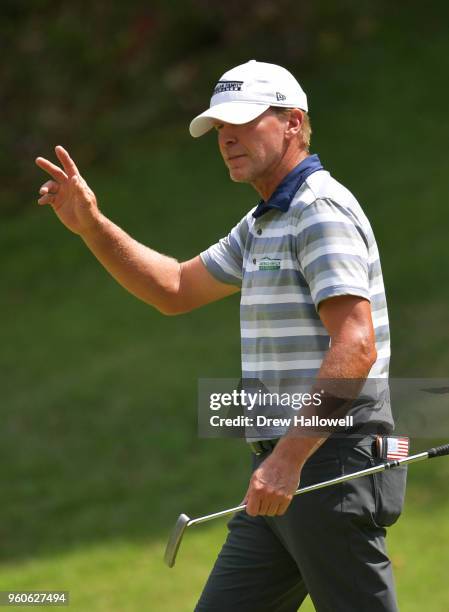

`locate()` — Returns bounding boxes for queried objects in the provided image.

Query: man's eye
[214,123,224,131]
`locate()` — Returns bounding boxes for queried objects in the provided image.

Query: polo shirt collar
[252,154,324,219]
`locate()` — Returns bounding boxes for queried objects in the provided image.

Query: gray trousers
[195,434,407,612]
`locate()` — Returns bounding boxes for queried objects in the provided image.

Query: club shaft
[187,450,429,527]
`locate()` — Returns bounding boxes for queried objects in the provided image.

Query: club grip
[427,444,449,458]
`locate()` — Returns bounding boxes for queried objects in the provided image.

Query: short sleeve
[296,198,370,309]
[200,214,249,287]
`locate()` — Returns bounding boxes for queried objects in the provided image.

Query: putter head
[164,513,191,568]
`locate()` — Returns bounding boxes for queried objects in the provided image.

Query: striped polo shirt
[200,154,393,432]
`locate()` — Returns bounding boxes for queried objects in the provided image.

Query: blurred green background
[2,1,449,610]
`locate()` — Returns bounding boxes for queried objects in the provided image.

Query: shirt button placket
[254,226,262,266]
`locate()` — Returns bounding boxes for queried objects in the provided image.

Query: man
[36,60,406,611]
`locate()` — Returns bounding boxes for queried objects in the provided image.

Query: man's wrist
[79,210,108,241]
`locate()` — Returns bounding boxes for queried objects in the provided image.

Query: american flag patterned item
[386,436,409,460]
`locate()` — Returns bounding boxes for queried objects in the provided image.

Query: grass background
[2,12,449,612]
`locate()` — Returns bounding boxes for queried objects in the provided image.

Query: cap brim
[189,102,270,138]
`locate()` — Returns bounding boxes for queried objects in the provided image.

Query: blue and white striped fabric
[201,157,393,430]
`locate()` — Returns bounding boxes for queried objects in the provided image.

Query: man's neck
[252,149,309,202]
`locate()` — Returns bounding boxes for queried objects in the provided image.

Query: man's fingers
[35,156,68,183]
[55,145,80,178]
[260,492,289,516]
[245,493,261,517]
[264,499,283,516]
[246,488,293,516]
[275,496,292,516]
[259,498,275,515]
[37,193,56,206]
[39,180,59,196]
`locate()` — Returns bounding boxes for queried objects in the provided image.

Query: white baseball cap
[189,60,308,138]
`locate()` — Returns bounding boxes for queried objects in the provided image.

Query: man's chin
[228,169,251,183]
[230,175,247,183]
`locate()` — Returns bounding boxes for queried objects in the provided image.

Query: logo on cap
[276,92,286,101]
[213,80,243,95]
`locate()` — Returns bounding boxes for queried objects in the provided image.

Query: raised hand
[35,146,100,235]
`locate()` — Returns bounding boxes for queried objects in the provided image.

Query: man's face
[214,109,289,184]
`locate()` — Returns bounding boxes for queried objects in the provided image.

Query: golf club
[164,442,449,568]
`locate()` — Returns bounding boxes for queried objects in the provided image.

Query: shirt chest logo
[258,256,281,271]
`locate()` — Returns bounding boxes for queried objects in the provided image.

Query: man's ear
[285,108,303,140]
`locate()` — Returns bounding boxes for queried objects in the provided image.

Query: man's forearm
[81,213,181,314]
[275,338,377,465]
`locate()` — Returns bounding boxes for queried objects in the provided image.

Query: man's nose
[219,124,237,147]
